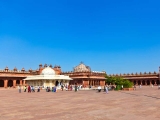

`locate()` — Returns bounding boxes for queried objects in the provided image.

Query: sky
[0,0,160,74]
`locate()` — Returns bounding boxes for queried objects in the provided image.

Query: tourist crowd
[17,84,83,93]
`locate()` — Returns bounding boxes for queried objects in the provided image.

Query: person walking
[139,84,142,89]
[31,86,33,92]
[18,85,21,93]
[24,86,27,92]
[134,85,136,90]
[106,85,108,94]
[61,85,64,91]
[121,85,123,90]
[54,86,57,92]
[28,86,31,93]
[75,84,78,92]
[37,86,40,92]
[32,86,35,92]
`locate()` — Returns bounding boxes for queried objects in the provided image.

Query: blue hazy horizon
[0,0,160,74]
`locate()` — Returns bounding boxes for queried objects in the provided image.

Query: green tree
[105,75,133,89]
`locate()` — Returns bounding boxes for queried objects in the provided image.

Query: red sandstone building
[62,62,106,87]
[0,62,160,88]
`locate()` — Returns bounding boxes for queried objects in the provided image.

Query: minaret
[39,64,43,69]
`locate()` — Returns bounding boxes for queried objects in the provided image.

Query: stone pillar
[136,80,138,85]
[13,80,16,88]
[145,80,147,85]
[43,80,46,87]
[4,80,8,88]
[20,80,23,85]
[154,80,157,85]
[23,80,26,85]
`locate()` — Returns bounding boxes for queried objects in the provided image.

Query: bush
[123,80,133,88]
[115,85,122,90]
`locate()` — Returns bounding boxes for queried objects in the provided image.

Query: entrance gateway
[24,66,72,89]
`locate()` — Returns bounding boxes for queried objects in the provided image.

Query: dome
[41,66,55,75]
[74,62,91,72]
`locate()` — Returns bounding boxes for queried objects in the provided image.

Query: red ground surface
[0,86,160,120]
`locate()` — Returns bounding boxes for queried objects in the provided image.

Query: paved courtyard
[0,86,160,120]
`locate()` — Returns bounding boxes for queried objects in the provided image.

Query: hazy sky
[0,0,160,74]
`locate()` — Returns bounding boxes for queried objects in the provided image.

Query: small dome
[74,62,91,72]
[41,66,55,75]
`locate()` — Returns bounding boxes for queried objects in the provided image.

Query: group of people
[18,85,40,93]
[98,85,109,94]
[46,86,57,92]
[60,84,83,91]
[45,84,82,92]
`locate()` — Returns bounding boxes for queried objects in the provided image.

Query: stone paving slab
[0,86,160,120]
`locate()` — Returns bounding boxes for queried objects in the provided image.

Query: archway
[55,81,58,86]
[8,80,13,87]
[0,80,4,87]
[151,80,155,85]
[16,80,20,85]
[142,80,145,85]
[147,80,150,85]
[134,80,136,85]
[138,80,141,85]
[156,80,159,85]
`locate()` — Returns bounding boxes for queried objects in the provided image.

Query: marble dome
[41,66,55,75]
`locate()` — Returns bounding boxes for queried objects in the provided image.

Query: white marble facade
[24,66,71,89]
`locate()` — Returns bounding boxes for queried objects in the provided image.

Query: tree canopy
[105,75,133,88]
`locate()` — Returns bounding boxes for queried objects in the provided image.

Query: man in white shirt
[98,86,101,92]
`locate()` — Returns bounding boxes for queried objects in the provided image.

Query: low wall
[123,88,134,91]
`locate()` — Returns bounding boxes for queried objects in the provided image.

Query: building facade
[62,62,106,87]
[108,71,160,85]
[0,64,62,88]
[0,63,159,88]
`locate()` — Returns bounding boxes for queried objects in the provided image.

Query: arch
[142,80,145,85]
[147,80,150,85]
[134,80,136,85]
[151,80,155,85]
[55,81,58,86]
[138,80,141,85]
[156,80,159,85]
[8,80,13,87]
[16,80,20,85]
[0,80,4,87]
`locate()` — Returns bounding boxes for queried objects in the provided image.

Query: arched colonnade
[132,79,160,85]
[0,79,26,88]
